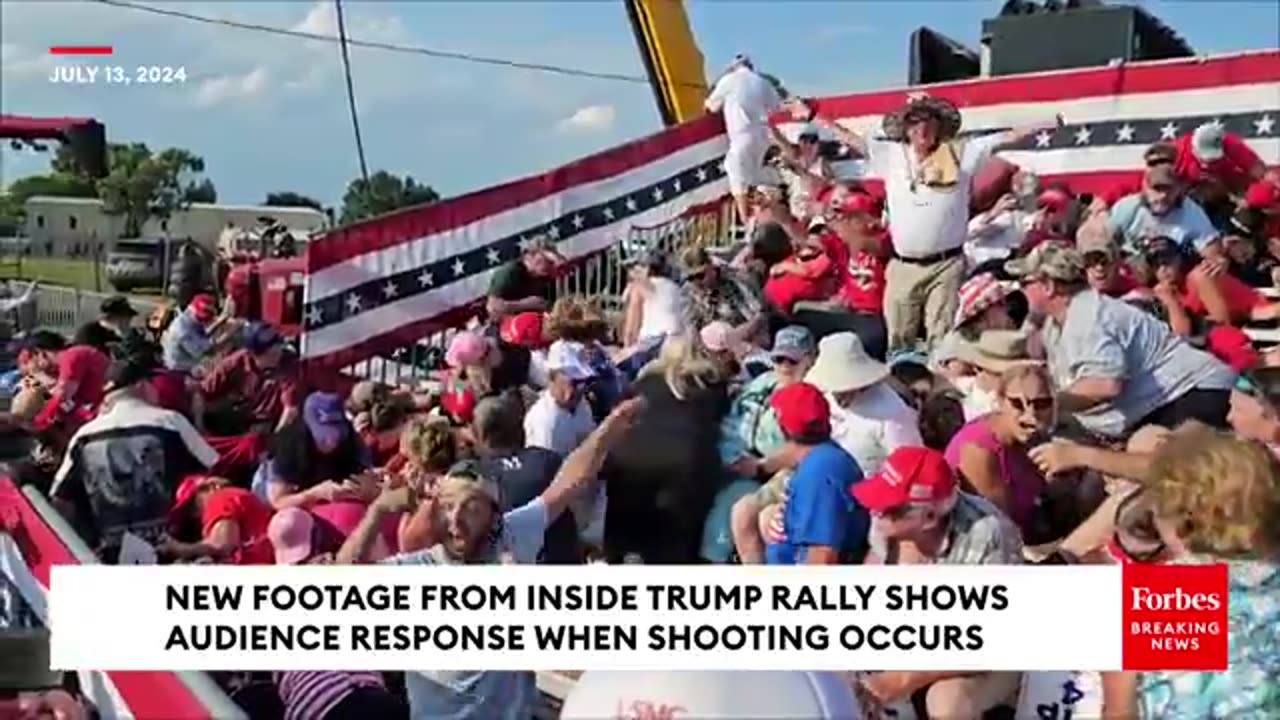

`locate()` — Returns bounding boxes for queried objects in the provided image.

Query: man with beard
[336,397,645,720]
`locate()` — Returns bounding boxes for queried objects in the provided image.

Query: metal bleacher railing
[0,281,164,336]
[0,478,246,719]
[339,198,736,390]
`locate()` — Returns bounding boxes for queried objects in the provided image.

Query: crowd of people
[2,55,1278,720]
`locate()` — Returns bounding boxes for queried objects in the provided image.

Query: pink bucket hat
[268,508,315,565]
[445,331,495,369]
[699,321,748,355]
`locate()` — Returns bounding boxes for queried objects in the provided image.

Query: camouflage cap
[1004,242,1085,283]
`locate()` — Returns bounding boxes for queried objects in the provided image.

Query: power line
[92,0,672,87]
[333,0,369,185]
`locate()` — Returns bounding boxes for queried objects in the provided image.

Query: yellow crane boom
[623,0,709,126]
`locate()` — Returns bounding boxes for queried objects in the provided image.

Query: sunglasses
[1083,251,1111,268]
[1148,183,1175,193]
[1008,395,1053,413]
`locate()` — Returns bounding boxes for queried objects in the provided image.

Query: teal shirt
[717,371,788,467]
[1138,557,1280,719]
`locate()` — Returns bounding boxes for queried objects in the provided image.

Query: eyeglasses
[1008,395,1054,413]
[773,356,799,366]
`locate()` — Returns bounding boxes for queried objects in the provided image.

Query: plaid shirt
[681,269,763,332]
[869,492,1025,565]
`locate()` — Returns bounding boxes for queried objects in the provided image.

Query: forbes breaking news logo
[1122,563,1229,671]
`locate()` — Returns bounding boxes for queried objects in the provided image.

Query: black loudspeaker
[982,4,1192,77]
[908,27,980,86]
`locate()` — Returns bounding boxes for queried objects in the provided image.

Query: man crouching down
[852,446,1026,719]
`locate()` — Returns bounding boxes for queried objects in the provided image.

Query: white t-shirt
[524,390,604,544]
[705,66,782,140]
[524,391,596,456]
[965,208,1037,266]
[638,277,686,342]
[827,382,922,476]
[867,133,1005,258]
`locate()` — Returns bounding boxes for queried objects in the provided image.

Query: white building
[21,196,329,257]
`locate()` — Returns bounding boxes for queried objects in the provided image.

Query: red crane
[0,114,107,178]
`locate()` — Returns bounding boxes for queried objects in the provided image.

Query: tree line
[0,144,440,237]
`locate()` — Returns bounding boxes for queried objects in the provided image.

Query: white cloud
[556,104,617,134]
[291,1,338,37]
[0,42,58,82]
[193,67,269,107]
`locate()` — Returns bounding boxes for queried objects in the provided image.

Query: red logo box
[1122,563,1229,671]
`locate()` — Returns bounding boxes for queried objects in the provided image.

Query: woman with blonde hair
[1101,426,1279,719]
[607,332,732,562]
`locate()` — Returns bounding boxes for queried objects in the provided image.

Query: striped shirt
[275,671,385,720]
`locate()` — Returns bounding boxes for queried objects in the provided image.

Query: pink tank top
[310,501,400,553]
[943,417,1045,533]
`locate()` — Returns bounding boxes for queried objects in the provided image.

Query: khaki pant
[884,253,966,355]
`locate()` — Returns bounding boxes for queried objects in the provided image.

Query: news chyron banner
[48,564,1228,672]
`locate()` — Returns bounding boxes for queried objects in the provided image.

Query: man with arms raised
[816,97,1059,353]
[337,397,645,720]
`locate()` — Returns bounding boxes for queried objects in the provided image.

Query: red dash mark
[49,46,114,55]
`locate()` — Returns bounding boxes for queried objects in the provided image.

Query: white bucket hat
[805,332,888,394]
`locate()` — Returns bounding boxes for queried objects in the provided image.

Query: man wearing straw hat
[814,96,1061,355]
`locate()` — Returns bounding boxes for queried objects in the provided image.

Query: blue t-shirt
[766,441,868,565]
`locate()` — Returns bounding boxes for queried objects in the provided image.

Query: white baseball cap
[560,670,862,719]
[545,340,596,381]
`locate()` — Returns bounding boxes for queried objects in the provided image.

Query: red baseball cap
[189,294,218,323]
[170,474,218,524]
[500,312,546,348]
[1037,187,1072,212]
[440,385,478,424]
[851,446,956,512]
[768,382,830,438]
[1244,180,1280,210]
[831,191,879,218]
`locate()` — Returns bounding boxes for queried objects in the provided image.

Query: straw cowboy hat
[882,93,962,143]
[955,330,1043,375]
[805,332,889,394]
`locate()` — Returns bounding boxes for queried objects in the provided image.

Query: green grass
[0,256,106,292]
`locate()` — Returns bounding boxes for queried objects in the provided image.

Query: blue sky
[2,0,1277,208]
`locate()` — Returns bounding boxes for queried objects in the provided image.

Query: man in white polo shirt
[705,53,785,225]
[817,96,1060,354]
